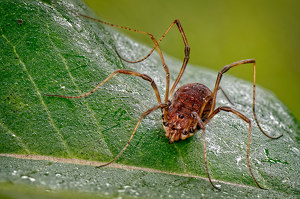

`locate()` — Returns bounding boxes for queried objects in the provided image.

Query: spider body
[163,83,212,143]
[46,14,282,190]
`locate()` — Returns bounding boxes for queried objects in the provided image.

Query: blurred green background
[84,0,300,121]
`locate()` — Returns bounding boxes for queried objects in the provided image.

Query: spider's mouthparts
[167,129,196,143]
[169,131,180,143]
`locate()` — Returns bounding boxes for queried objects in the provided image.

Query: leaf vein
[0,153,257,189]
[174,144,188,173]
[0,122,31,154]
[45,23,113,157]
[1,34,73,157]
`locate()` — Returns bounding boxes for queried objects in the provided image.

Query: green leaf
[0,0,299,198]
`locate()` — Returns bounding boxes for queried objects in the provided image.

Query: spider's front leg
[45,69,167,166]
[192,112,220,190]
[45,69,162,104]
[79,14,190,103]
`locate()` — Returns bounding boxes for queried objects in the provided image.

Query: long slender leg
[80,15,190,104]
[114,20,189,65]
[112,19,190,99]
[168,20,190,99]
[205,106,266,189]
[191,112,220,190]
[79,14,170,102]
[209,59,282,139]
[97,103,167,167]
[80,15,190,129]
[218,86,234,105]
[45,69,162,104]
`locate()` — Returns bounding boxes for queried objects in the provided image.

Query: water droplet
[236,156,242,165]
[21,175,36,182]
[291,147,299,155]
[255,158,261,164]
[104,192,109,195]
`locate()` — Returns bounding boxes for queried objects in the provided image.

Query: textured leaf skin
[0,0,299,198]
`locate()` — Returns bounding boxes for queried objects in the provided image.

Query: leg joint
[141,74,153,82]
[185,45,190,56]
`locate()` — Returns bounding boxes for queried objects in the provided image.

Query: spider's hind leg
[209,59,282,139]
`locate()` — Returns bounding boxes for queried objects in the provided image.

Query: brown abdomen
[170,83,212,120]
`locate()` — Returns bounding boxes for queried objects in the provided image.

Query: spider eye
[178,114,184,119]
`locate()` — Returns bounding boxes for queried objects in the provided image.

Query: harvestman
[46,14,282,189]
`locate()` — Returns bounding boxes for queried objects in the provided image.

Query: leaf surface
[0,0,299,198]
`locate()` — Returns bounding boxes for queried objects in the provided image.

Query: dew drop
[236,156,242,165]
[21,175,36,182]
[291,147,299,155]
[215,184,221,189]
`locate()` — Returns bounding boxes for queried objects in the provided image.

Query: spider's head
[162,111,201,143]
